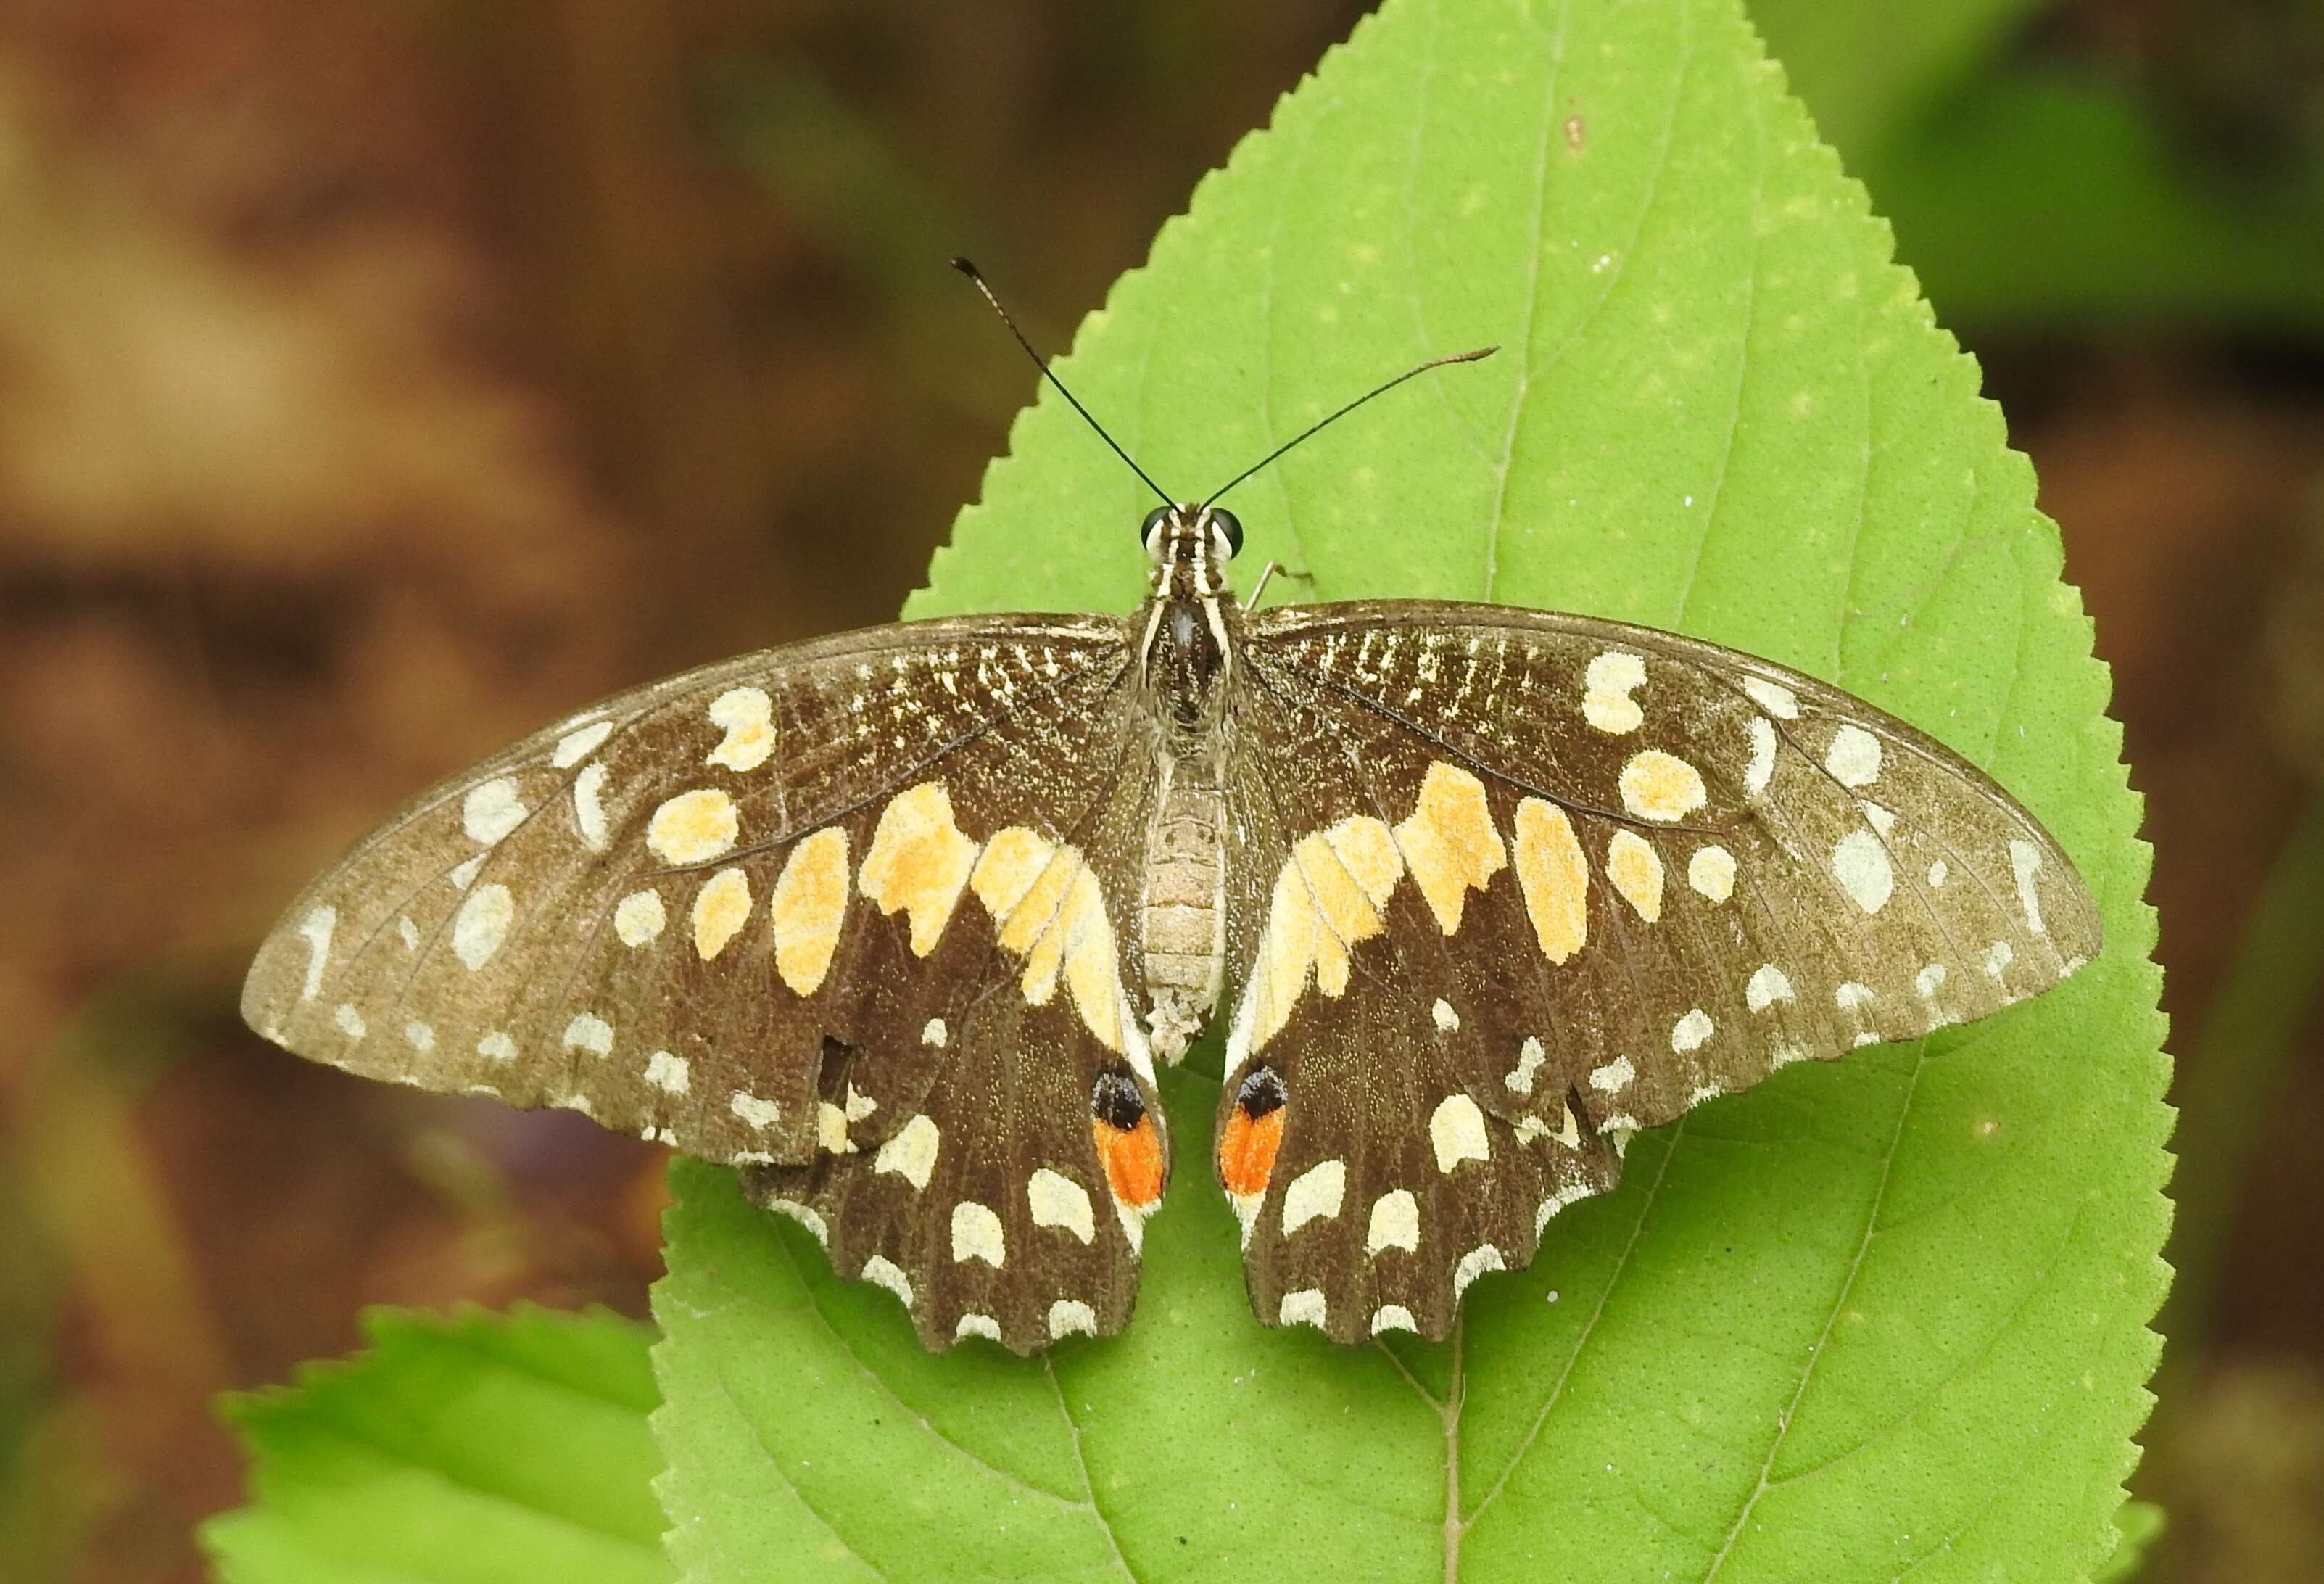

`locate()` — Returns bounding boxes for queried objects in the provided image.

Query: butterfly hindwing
[1214,601,2101,1337]
[743,983,1167,1353]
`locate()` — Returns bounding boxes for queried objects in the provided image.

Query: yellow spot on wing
[706,687,775,772]
[971,827,1063,947]
[647,788,738,865]
[1513,798,1587,963]
[1618,750,1708,822]
[859,782,980,956]
[1606,830,1664,922]
[1393,762,1508,936]
[769,828,849,994]
[971,828,1127,1052]
[692,867,753,960]
[1244,815,1403,1052]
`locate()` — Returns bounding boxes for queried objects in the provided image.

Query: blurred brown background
[0,1,2317,1580]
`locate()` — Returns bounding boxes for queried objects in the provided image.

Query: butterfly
[243,269,2100,1353]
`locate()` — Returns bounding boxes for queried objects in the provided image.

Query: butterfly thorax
[1133,506,1246,1059]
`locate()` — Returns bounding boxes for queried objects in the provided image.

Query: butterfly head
[1141,503,1242,601]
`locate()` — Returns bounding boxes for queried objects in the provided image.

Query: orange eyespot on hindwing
[1091,1069,1165,1210]
[1218,1065,1286,1198]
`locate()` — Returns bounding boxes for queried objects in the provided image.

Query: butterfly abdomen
[1140,762,1227,1061]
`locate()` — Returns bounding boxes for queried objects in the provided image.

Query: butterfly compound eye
[1208,507,1244,558]
[1141,505,1173,553]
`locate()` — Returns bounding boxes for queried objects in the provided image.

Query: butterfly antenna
[1201,345,1499,509]
[951,257,1174,507]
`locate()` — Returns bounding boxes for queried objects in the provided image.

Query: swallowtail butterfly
[244,266,2100,1353]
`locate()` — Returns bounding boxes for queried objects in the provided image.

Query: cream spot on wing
[463,777,527,844]
[563,1012,613,1055]
[860,1255,913,1308]
[1619,750,1708,822]
[1825,725,1882,787]
[729,1091,780,1129]
[690,867,753,960]
[572,762,610,851]
[646,788,737,865]
[922,1017,948,1047]
[816,1102,854,1154]
[1985,940,2015,978]
[1049,1299,1098,1339]
[769,828,850,996]
[1507,1035,1547,1095]
[1394,762,1508,936]
[451,882,513,970]
[1278,1289,1329,1329]
[1687,845,1736,903]
[859,782,980,956]
[766,1199,827,1244]
[1432,997,1460,1033]
[843,1084,875,1122]
[1771,1046,1808,1070]
[397,915,419,950]
[874,1114,940,1190]
[2009,839,2047,933]
[552,719,612,769]
[1589,1054,1637,1092]
[1430,1094,1491,1173]
[1281,1160,1347,1235]
[476,1031,516,1063]
[954,1313,1002,1343]
[448,853,486,891]
[1928,858,1951,888]
[951,1200,1006,1267]
[1027,1169,1096,1244]
[553,1094,595,1117]
[706,687,775,773]
[297,906,335,999]
[1371,1305,1418,1336]
[1582,651,1647,734]
[1835,981,1875,1010]
[1452,1244,1505,1298]
[1832,829,1894,913]
[645,1050,690,1094]
[614,888,666,947]
[1864,801,1897,837]
[1366,1189,1420,1255]
[404,1020,434,1052]
[1746,964,1794,1012]
[1513,798,1588,963]
[1744,716,1778,797]
[1742,677,1799,719]
[1671,1007,1714,1053]
[1606,830,1664,922]
[1916,962,1948,998]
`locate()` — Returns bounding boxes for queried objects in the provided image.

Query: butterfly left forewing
[242,613,1148,1168]
[1217,600,2100,1337]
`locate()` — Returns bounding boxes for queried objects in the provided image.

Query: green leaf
[655,0,2169,1580]
[201,1306,670,1584]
